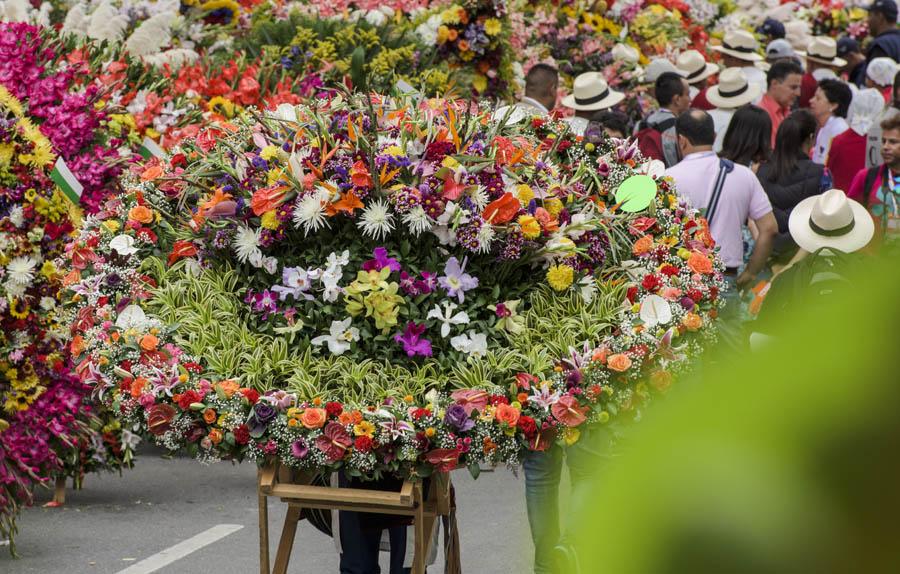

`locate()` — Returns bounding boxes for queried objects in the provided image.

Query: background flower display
[63,95,724,485]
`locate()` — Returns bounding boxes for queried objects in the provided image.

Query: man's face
[770,73,802,108]
[868,10,883,33]
[671,79,692,114]
[882,128,900,167]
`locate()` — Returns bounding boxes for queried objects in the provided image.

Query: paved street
[0,447,532,574]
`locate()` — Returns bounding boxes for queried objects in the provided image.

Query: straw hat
[705,67,762,109]
[561,72,625,111]
[802,36,847,68]
[640,58,678,83]
[788,189,874,253]
[675,50,719,84]
[712,30,763,62]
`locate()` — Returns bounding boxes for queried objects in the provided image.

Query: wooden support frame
[258,462,458,574]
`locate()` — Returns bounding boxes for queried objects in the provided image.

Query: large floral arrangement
[0,84,134,552]
[63,94,723,481]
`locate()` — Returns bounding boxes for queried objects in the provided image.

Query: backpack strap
[650,117,677,133]
[704,158,734,227]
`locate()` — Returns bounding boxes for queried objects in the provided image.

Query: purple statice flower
[499,229,524,261]
[361,247,401,273]
[246,289,278,320]
[393,322,433,358]
[444,403,475,432]
[438,257,478,302]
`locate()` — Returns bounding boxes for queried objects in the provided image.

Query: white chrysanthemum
[468,185,489,211]
[232,225,261,264]
[475,224,496,254]
[357,199,395,240]
[293,190,330,236]
[39,296,56,311]
[402,206,432,236]
[6,256,36,285]
[8,205,24,228]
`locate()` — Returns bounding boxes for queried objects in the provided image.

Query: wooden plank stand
[258,462,460,574]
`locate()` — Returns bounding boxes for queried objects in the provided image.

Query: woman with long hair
[756,109,832,260]
[720,105,772,170]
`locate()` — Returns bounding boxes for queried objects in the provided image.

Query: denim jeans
[338,473,411,574]
[716,275,746,355]
[523,425,613,574]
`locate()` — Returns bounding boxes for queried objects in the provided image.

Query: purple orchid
[361,247,401,273]
[393,322,433,357]
[415,271,438,294]
[400,271,418,295]
[246,289,278,320]
[438,257,478,302]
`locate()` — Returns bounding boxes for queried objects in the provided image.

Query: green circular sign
[615,175,657,213]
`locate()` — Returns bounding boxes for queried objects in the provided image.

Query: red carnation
[412,408,432,420]
[517,415,538,438]
[688,289,703,303]
[325,401,343,418]
[489,395,510,406]
[660,264,679,277]
[641,274,662,293]
[354,436,374,453]
[176,390,201,410]
[626,285,639,303]
[233,424,250,445]
[240,388,260,404]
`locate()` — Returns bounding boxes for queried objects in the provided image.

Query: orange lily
[325,191,364,216]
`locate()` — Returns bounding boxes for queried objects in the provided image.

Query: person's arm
[737,211,777,290]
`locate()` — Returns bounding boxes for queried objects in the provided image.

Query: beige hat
[788,189,874,253]
[561,72,625,111]
[803,36,847,68]
[675,50,719,84]
[705,67,762,109]
[712,30,763,62]
[640,58,678,83]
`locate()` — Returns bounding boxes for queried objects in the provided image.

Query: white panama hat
[788,189,874,253]
[561,72,625,111]
[676,50,719,84]
[802,36,847,68]
[712,30,764,62]
[705,67,762,109]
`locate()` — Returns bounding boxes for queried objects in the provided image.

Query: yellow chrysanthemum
[516,184,535,206]
[0,85,24,117]
[517,214,541,239]
[484,18,501,36]
[260,210,279,230]
[546,264,574,291]
[543,197,564,217]
[260,145,280,161]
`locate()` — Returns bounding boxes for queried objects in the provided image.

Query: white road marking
[116,523,244,574]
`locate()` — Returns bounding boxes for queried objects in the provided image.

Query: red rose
[240,388,260,404]
[354,436,374,452]
[325,401,343,418]
[641,274,662,293]
[517,415,538,438]
[147,404,177,436]
[557,139,572,151]
[170,153,187,168]
[626,285,639,303]
[688,289,703,303]
[233,424,250,445]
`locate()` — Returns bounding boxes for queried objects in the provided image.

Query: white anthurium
[116,305,149,331]
[639,159,666,179]
[109,234,139,256]
[578,276,597,305]
[640,294,673,327]
[311,318,359,355]
[427,301,470,338]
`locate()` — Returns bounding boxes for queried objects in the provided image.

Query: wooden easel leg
[259,494,270,574]
[412,483,426,574]
[53,476,66,505]
[272,505,302,574]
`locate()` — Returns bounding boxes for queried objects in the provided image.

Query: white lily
[426,301,470,338]
[311,318,359,355]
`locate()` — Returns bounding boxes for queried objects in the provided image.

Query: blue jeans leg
[524,445,564,574]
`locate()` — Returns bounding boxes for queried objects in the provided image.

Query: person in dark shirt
[865,0,900,63]
[838,37,868,87]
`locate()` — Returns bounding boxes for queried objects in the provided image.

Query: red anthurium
[482,192,520,225]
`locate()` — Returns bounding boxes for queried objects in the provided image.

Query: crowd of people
[498,4,900,574]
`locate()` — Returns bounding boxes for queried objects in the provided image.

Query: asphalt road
[0,447,533,574]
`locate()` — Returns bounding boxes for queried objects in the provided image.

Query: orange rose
[203,408,217,424]
[687,251,713,274]
[140,164,164,181]
[350,410,364,425]
[338,412,354,426]
[494,403,521,428]
[300,408,327,429]
[130,377,148,399]
[217,380,240,398]
[682,312,703,331]
[139,333,159,351]
[208,429,224,445]
[607,353,633,372]
[128,205,154,224]
[632,235,653,255]
[650,370,673,392]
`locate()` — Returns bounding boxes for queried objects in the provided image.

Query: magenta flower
[393,322,433,357]
[361,247,401,273]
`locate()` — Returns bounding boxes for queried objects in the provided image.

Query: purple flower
[291,439,309,459]
[443,403,475,432]
[415,272,438,294]
[361,247,401,273]
[438,257,478,302]
[494,303,510,317]
[393,322,433,358]
[400,271,418,295]
[247,290,278,320]
[248,403,277,438]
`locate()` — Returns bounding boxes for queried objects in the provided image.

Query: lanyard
[879,168,900,233]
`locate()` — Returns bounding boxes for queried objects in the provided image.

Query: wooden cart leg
[259,494,270,574]
[412,483,426,574]
[53,476,66,505]
[272,505,302,574]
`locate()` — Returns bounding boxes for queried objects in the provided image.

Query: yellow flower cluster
[2,363,45,413]
[369,45,417,81]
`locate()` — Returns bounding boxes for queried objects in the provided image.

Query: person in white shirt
[712,29,768,102]
[560,72,625,136]
[494,63,558,124]
[809,78,852,164]
[706,67,763,152]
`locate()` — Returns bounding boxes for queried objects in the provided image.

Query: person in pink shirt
[758,60,804,148]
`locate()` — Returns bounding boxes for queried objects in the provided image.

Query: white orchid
[427,301,470,338]
[311,318,359,355]
[450,331,488,358]
[273,266,322,301]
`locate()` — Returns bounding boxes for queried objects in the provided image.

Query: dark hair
[720,105,772,166]
[766,60,803,88]
[817,79,853,118]
[590,110,630,136]
[525,64,559,97]
[881,112,900,132]
[655,72,687,107]
[767,109,817,182]
[675,109,716,146]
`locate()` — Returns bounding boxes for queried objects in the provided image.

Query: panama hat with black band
[675,50,719,84]
[561,72,625,111]
[788,189,874,253]
[802,36,847,68]
[712,30,764,62]
[705,67,762,109]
